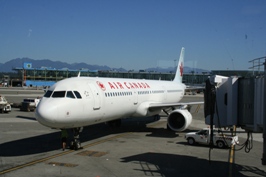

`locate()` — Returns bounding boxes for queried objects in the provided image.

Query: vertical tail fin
[173,47,185,83]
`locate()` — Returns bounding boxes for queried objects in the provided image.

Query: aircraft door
[133,91,138,105]
[163,86,167,101]
[88,83,101,110]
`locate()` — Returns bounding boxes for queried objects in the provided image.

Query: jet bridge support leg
[263,127,266,164]
[262,61,266,165]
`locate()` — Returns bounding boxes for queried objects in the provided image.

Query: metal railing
[249,56,266,76]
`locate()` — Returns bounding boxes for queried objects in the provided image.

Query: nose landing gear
[70,127,83,150]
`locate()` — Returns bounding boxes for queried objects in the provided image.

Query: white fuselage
[35,77,185,129]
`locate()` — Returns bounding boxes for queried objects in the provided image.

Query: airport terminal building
[0,60,263,87]
[10,67,210,87]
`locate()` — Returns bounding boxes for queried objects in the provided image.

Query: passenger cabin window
[52,91,66,98]
[44,90,53,97]
[66,91,75,99]
[74,91,82,99]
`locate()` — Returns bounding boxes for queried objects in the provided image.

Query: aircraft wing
[185,86,205,93]
[149,101,204,109]
[186,85,205,89]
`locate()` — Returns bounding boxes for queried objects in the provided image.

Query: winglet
[173,47,185,83]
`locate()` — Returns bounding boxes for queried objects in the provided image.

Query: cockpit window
[74,91,82,99]
[52,91,66,98]
[66,91,75,99]
[45,90,81,98]
[44,90,53,98]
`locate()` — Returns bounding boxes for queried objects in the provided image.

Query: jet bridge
[204,75,264,132]
[204,64,266,164]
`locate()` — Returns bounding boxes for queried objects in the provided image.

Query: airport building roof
[211,70,263,78]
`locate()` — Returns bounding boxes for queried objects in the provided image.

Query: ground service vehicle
[20,98,40,112]
[0,96,11,113]
[185,128,239,148]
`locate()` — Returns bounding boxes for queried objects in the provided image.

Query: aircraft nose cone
[35,102,58,127]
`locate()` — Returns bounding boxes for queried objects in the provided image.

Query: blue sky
[0,0,266,71]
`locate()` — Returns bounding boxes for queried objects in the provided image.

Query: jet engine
[167,109,192,132]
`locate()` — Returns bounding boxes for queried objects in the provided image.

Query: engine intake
[167,109,192,132]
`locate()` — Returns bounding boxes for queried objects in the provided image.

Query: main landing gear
[107,119,122,128]
[70,127,83,150]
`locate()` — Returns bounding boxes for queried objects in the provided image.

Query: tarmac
[0,87,266,177]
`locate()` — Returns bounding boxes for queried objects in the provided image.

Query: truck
[184,128,239,148]
[20,98,40,112]
[0,96,12,113]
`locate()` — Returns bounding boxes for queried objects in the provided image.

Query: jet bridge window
[52,91,66,98]
[66,91,75,99]
[44,90,53,98]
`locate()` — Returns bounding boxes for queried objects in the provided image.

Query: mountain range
[0,58,210,74]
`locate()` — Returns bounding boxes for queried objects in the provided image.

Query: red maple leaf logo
[97,81,106,91]
[179,62,183,76]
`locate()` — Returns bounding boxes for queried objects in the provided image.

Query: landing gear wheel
[70,127,83,150]
[154,114,160,121]
[70,140,81,150]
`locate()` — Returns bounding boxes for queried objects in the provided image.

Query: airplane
[35,47,203,150]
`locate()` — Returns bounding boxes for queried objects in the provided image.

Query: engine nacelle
[167,109,192,132]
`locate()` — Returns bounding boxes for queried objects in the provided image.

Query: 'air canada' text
[108,82,150,90]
